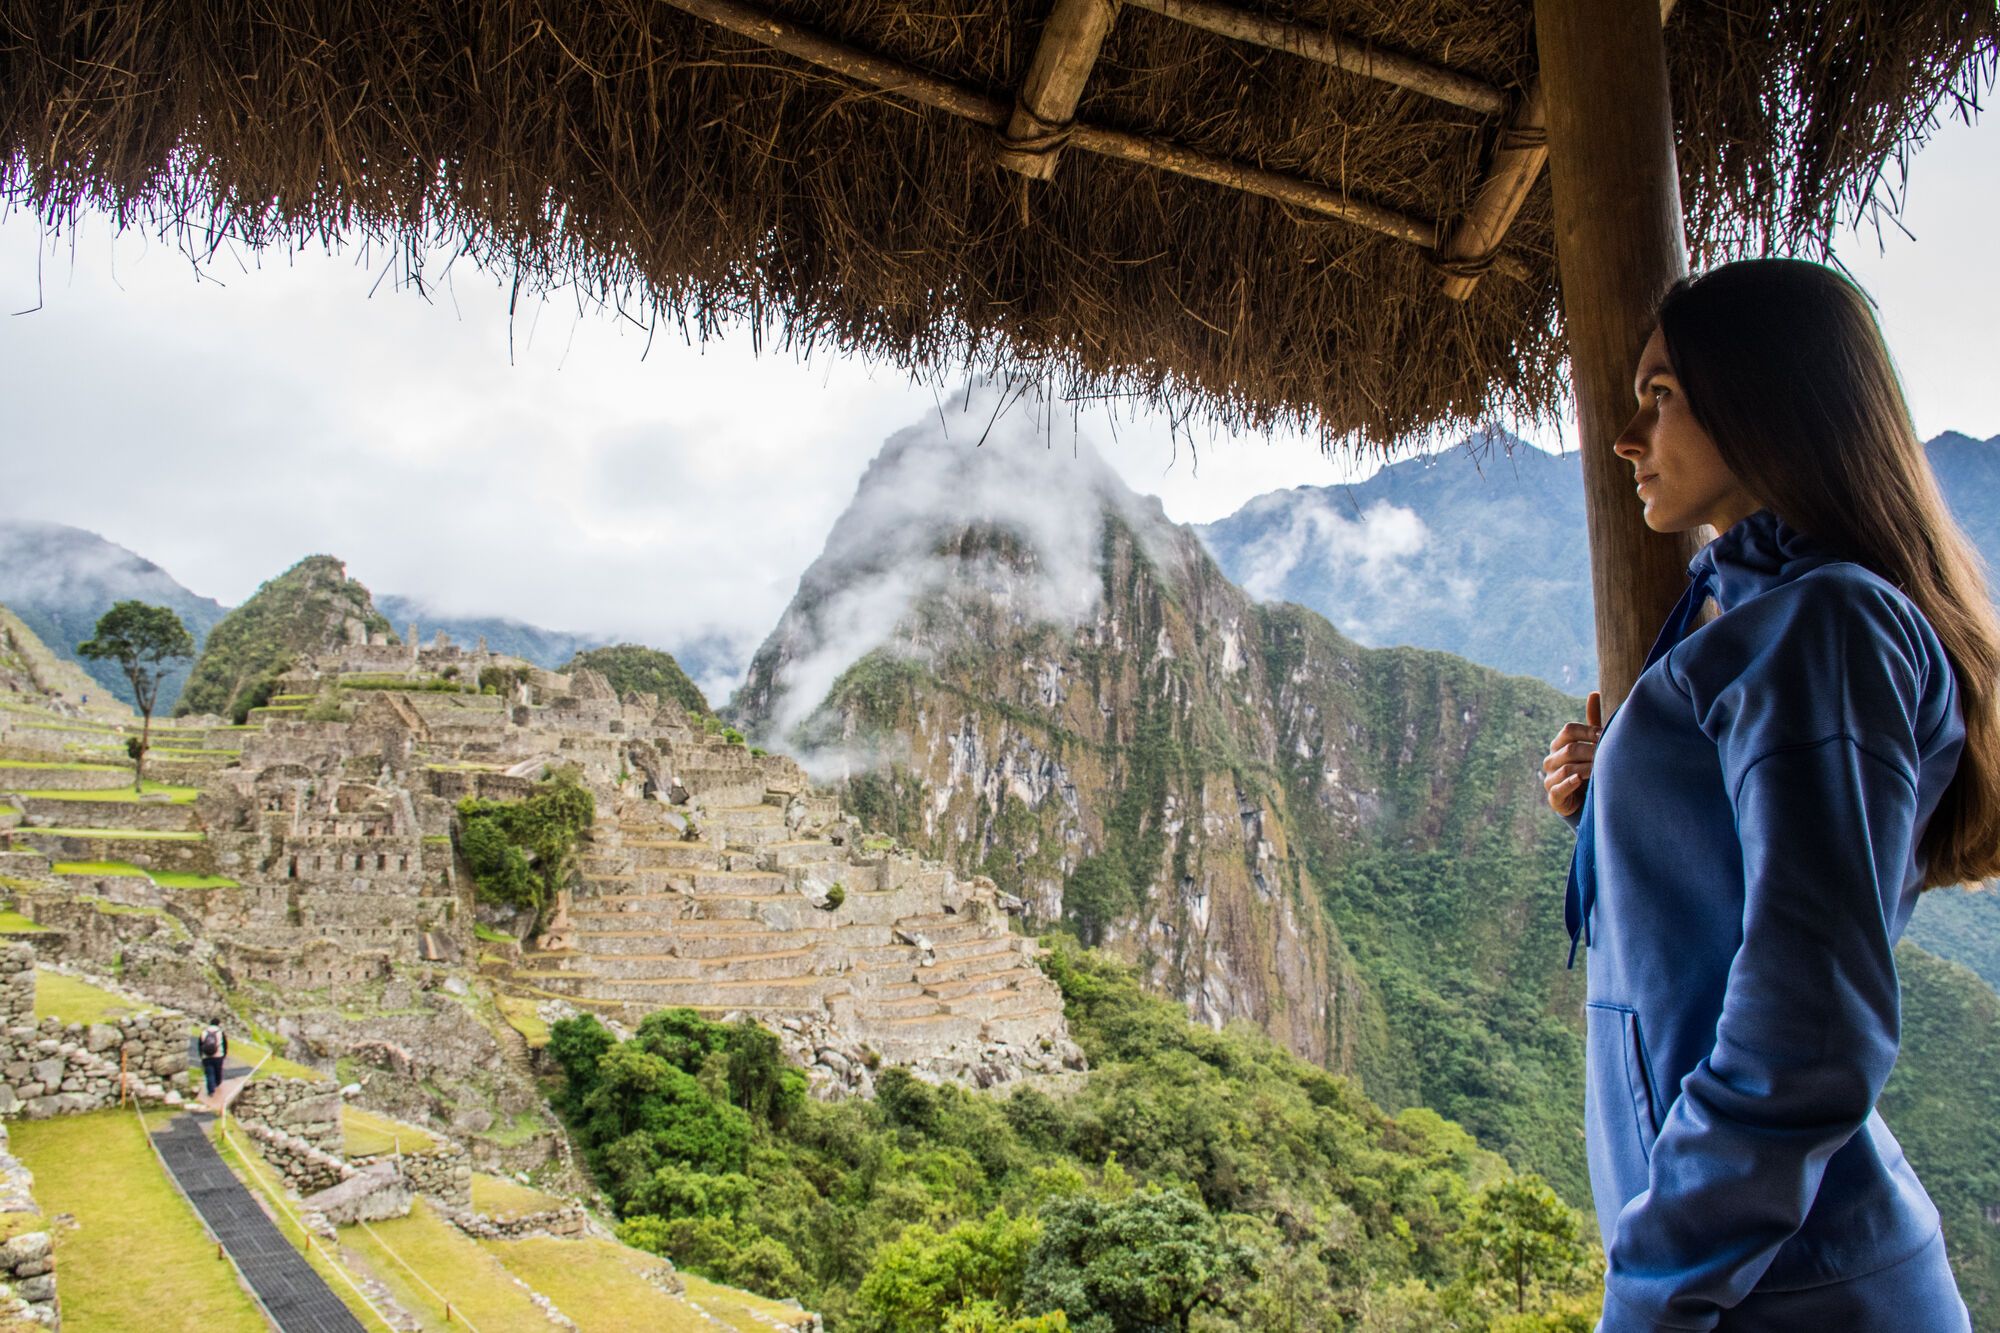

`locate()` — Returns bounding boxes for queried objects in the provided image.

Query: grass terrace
[35,827,204,841]
[471,1172,566,1219]
[0,759,131,772]
[494,995,549,1048]
[341,1199,556,1330]
[230,1033,322,1082]
[12,1111,270,1332]
[344,1105,438,1157]
[51,862,237,890]
[16,782,200,804]
[52,860,148,878]
[34,969,157,1024]
[0,911,47,934]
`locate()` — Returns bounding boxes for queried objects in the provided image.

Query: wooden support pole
[1125,0,1507,115]
[1441,0,1678,300]
[1538,0,1703,710]
[996,0,1120,179]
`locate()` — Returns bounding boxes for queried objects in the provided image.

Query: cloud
[756,385,1151,748]
[1235,497,1429,605]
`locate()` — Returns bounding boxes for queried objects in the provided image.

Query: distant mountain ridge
[1197,429,2000,693]
[0,518,228,710]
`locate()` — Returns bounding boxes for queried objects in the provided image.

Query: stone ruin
[0,630,1080,1094]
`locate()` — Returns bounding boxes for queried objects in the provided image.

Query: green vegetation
[0,759,131,772]
[0,911,46,933]
[1905,886,2000,993]
[52,860,148,877]
[37,826,204,841]
[1880,942,2000,1326]
[178,554,391,720]
[549,945,1596,1329]
[343,1199,556,1330]
[344,1105,438,1157]
[34,969,155,1023]
[497,995,551,1048]
[230,1033,322,1082]
[564,644,711,716]
[16,781,198,804]
[458,768,594,920]
[151,871,239,889]
[472,1172,566,1218]
[11,1112,269,1332]
[76,601,195,786]
[475,922,518,944]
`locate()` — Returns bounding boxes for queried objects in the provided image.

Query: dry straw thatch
[0,1,1993,449]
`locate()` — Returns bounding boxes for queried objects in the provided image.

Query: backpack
[200,1027,222,1058]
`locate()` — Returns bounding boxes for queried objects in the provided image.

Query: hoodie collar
[1691,509,1845,613]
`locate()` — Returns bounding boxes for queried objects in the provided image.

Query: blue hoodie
[1577,508,1964,1330]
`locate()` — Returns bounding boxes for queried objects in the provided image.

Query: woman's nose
[1613,408,1649,461]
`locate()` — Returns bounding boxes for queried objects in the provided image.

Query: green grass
[474,922,516,944]
[146,747,242,758]
[18,720,119,735]
[210,1121,398,1331]
[680,1273,820,1331]
[0,911,48,933]
[10,1111,270,1332]
[0,804,16,818]
[51,860,147,877]
[151,871,239,889]
[230,1033,322,1082]
[16,782,199,804]
[494,995,550,1048]
[343,1200,556,1331]
[344,1105,438,1157]
[35,827,204,841]
[471,1173,566,1218]
[49,861,236,890]
[34,969,156,1023]
[485,1235,724,1331]
[0,759,130,772]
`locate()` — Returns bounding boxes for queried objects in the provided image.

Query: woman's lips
[1635,472,1658,492]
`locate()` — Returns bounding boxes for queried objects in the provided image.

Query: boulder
[303,1163,412,1225]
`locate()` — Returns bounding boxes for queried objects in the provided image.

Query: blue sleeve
[1600,582,1927,1331]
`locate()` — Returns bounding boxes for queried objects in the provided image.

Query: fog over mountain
[1198,429,2000,693]
[0,518,229,708]
[734,387,1176,756]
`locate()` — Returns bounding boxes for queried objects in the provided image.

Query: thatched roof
[1,1,1993,447]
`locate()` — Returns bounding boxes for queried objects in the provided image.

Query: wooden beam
[1125,0,1507,116]
[657,0,1454,252]
[1440,0,1678,300]
[1538,0,1703,709]
[996,0,1120,180]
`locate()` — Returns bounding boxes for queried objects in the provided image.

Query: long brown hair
[1659,258,2000,889]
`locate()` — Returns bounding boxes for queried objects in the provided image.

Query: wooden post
[995,0,1120,179]
[1537,0,1702,709]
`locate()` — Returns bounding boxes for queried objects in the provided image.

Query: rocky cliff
[733,403,1585,1182]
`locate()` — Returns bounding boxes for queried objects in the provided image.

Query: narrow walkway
[151,1113,367,1333]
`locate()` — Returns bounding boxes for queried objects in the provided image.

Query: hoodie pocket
[1586,1003,1663,1206]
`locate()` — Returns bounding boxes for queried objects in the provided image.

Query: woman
[1540,258,1999,1331]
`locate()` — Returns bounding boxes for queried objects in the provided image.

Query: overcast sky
[1,110,1993,689]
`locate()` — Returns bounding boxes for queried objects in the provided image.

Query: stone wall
[0,954,191,1118]
[351,1138,471,1210]
[232,1077,342,1155]
[0,1122,56,1328]
[432,1198,598,1241]
[239,1121,351,1197]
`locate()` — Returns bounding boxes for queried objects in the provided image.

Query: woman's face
[1614,327,1760,534]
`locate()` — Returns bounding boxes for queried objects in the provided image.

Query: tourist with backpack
[198,1020,228,1096]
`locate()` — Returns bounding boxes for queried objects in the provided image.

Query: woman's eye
[1651,384,1670,402]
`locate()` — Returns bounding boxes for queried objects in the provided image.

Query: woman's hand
[1543,691,1603,817]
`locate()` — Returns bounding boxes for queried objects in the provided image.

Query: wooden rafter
[1124,0,1507,116]
[1440,0,1679,300]
[996,0,1121,180]
[656,0,1478,256]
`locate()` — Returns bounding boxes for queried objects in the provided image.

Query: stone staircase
[501,791,1077,1085]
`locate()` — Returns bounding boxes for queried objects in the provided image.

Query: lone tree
[77,601,195,786]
